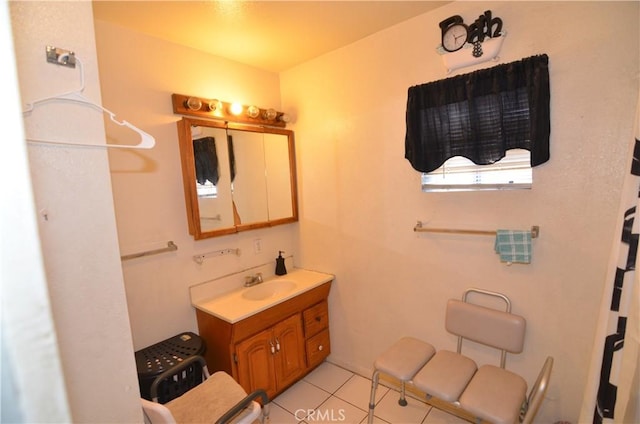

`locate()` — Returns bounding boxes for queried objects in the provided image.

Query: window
[421,149,532,192]
[405,54,550,188]
[196,180,218,198]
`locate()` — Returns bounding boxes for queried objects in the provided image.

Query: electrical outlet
[253,238,262,254]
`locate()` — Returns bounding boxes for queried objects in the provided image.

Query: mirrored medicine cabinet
[177,117,298,239]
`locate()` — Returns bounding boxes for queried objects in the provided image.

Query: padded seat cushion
[166,371,250,423]
[374,337,436,381]
[459,365,528,424]
[412,350,477,402]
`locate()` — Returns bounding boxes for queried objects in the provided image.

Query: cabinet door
[273,314,306,390]
[235,328,277,398]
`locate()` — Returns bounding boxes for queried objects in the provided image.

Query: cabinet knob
[318,345,323,351]
[315,316,322,322]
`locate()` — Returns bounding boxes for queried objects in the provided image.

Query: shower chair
[368,288,553,424]
[140,355,269,424]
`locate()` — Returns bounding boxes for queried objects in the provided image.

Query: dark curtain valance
[405,54,550,173]
[193,137,219,185]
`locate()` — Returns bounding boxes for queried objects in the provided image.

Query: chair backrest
[445,288,526,368]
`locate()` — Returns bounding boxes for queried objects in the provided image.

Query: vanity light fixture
[171,93,289,127]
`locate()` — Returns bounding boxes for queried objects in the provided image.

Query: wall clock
[442,23,469,53]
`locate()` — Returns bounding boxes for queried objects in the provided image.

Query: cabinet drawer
[306,329,330,368]
[303,301,328,337]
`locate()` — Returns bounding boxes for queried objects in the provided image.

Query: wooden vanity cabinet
[236,314,306,396]
[195,281,331,399]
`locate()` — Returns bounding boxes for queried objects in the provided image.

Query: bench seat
[459,364,528,424]
[367,289,552,424]
[413,350,477,402]
[373,336,436,380]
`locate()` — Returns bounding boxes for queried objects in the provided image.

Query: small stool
[367,337,435,424]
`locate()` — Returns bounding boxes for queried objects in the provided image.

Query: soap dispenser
[275,251,287,275]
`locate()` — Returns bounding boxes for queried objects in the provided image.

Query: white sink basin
[242,279,297,301]
[193,268,335,323]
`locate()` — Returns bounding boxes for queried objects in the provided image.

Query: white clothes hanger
[23,56,155,150]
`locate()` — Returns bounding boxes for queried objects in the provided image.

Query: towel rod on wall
[121,241,178,261]
[193,248,241,265]
[414,221,540,239]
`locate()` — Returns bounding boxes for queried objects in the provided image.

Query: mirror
[177,117,298,239]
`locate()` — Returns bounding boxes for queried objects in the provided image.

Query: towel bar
[414,222,540,239]
[193,248,241,264]
[121,241,178,261]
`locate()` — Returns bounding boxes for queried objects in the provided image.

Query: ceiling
[92,1,449,72]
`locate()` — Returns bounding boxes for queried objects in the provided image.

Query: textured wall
[281,2,639,423]
[93,20,298,350]
[10,2,141,422]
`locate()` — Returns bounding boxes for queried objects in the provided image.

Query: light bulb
[208,99,222,113]
[247,105,260,118]
[230,102,243,116]
[278,113,291,123]
[264,108,277,120]
[185,97,202,111]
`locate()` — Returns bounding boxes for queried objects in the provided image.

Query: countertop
[193,268,334,323]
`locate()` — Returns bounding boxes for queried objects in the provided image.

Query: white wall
[1,1,70,421]
[10,2,141,422]
[88,2,639,423]
[93,21,297,350]
[281,2,639,423]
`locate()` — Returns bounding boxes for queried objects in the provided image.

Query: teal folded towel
[495,230,532,264]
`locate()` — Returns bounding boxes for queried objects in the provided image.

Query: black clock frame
[442,23,469,53]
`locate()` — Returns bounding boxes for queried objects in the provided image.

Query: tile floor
[268,362,468,424]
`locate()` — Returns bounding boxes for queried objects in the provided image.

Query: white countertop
[193,268,334,323]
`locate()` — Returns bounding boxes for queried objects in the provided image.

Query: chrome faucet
[244,272,264,287]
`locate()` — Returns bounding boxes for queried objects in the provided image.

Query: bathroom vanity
[192,269,333,399]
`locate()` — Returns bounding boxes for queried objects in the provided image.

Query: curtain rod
[414,221,540,239]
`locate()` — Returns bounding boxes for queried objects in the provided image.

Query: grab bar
[414,221,540,238]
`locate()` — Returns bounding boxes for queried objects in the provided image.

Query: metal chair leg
[367,370,380,424]
[398,381,408,406]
